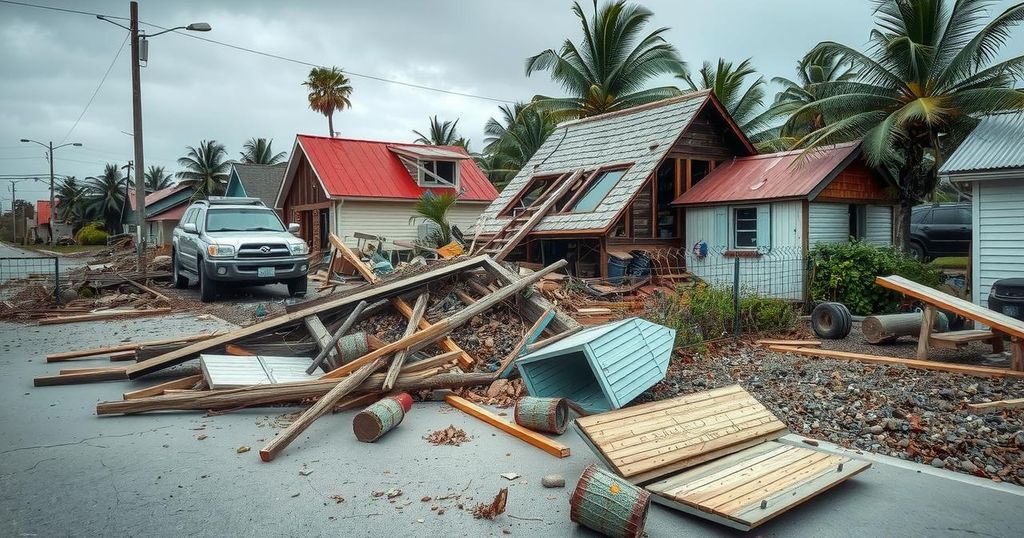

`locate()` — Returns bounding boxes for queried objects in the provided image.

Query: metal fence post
[732,257,741,337]
[53,256,60,305]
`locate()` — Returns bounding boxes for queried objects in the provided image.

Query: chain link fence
[0,256,62,304]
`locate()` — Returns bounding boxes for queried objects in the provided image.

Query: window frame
[732,206,759,249]
[416,159,460,189]
[566,168,628,214]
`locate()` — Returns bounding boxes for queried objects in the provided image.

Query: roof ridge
[556,90,712,128]
[297,133,466,151]
[728,141,861,162]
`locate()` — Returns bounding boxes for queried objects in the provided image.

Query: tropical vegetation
[409,191,458,247]
[681,58,771,137]
[413,116,469,148]
[144,165,174,192]
[83,163,130,233]
[240,137,287,164]
[54,176,87,227]
[303,66,353,137]
[481,102,559,188]
[177,140,231,199]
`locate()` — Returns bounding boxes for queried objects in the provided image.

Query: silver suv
[171,197,310,302]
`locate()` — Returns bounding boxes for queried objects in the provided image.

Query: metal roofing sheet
[295,135,498,201]
[200,354,320,389]
[387,144,469,160]
[941,111,1024,176]
[35,200,51,225]
[672,142,861,205]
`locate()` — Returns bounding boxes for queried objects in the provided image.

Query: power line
[1,0,515,104]
[61,33,130,143]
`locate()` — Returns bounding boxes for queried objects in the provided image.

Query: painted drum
[352,393,412,443]
[514,396,569,434]
[570,464,650,538]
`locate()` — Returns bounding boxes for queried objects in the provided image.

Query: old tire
[287,276,307,297]
[171,250,189,289]
[811,302,852,339]
[908,242,928,262]
[198,262,217,303]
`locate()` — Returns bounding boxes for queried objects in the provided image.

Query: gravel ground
[641,340,1024,486]
[813,320,1007,366]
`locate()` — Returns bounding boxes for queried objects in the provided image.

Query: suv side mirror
[288,223,300,233]
[181,222,198,234]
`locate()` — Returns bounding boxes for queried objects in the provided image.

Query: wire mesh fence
[0,256,62,304]
[638,245,808,301]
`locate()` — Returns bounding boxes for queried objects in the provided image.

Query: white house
[941,111,1024,308]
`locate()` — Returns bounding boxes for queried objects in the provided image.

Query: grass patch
[21,244,107,254]
[929,256,968,270]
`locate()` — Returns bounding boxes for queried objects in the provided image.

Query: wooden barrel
[336,332,369,363]
[570,464,650,538]
[352,395,409,442]
[514,397,569,434]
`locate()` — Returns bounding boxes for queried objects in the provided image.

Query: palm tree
[482,102,558,188]
[55,176,87,227]
[526,0,687,118]
[680,58,771,137]
[240,137,287,164]
[303,66,353,137]
[409,191,458,247]
[413,116,463,146]
[84,164,129,233]
[791,0,1024,248]
[144,165,174,192]
[176,140,230,198]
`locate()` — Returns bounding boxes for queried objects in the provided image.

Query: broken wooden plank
[444,394,570,458]
[303,315,341,369]
[755,339,822,347]
[34,368,129,387]
[496,308,555,378]
[38,308,172,325]
[224,344,255,356]
[118,274,171,302]
[401,350,462,374]
[305,300,370,375]
[966,398,1024,412]
[330,233,380,284]
[393,297,474,370]
[123,374,205,400]
[524,326,583,354]
[481,257,581,336]
[877,275,1024,339]
[383,292,429,391]
[108,350,137,361]
[768,345,1024,379]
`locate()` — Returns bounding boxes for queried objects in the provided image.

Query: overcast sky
[1,0,1021,205]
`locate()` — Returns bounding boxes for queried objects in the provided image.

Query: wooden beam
[305,300,370,375]
[393,297,475,370]
[122,374,205,400]
[118,274,171,302]
[444,394,570,458]
[34,368,129,387]
[108,350,137,361]
[495,308,555,378]
[38,308,172,325]
[224,344,255,356]
[383,292,429,391]
[400,350,462,374]
[967,398,1024,412]
[45,332,222,362]
[330,233,380,284]
[304,315,341,369]
[755,339,822,347]
[481,257,581,336]
[917,305,936,360]
[877,275,1024,339]
[768,345,1024,379]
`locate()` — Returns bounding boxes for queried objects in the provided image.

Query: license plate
[1004,304,1020,317]
[257,267,276,278]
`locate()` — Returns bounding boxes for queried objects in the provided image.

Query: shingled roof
[230,163,287,208]
[478,90,750,234]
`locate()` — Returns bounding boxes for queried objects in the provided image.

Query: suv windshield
[205,208,286,232]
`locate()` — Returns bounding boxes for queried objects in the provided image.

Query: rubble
[424,425,471,446]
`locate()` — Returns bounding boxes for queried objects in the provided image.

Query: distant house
[275,135,499,253]
[225,162,287,214]
[124,183,197,247]
[941,111,1024,308]
[34,200,72,243]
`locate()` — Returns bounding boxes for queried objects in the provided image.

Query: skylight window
[570,169,625,213]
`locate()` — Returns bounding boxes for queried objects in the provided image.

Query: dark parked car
[909,203,971,261]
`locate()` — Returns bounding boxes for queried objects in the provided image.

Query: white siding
[332,200,489,247]
[808,203,849,246]
[684,200,804,300]
[865,205,893,246]
[974,177,1024,307]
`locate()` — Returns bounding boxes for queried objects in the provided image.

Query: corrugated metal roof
[941,111,1024,176]
[479,91,746,234]
[230,162,287,208]
[672,142,862,205]
[387,144,469,160]
[291,135,498,202]
[127,183,190,211]
[200,354,320,389]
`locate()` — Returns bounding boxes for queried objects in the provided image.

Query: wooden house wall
[282,155,330,247]
[666,108,749,161]
[816,160,891,203]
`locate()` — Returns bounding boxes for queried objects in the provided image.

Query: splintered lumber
[444,394,570,458]
[35,367,129,387]
[108,350,137,361]
[401,350,462,374]
[96,372,494,415]
[755,339,822,347]
[305,300,369,375]
[45,332,222,362]
[525,326,583,354]
[38,308,172,325]
[118,274,171,302]
[481,257,581,336]
[383,292,429,391]
[495,308,555,378]
[393,297,474,370]
[224,344,255,356]
[121,255,490,380]
[330,233,380,284]
[321,259,569,380]
[304,315,341,369]
[122,374,205,400]
[769,345,1024,379]
[260,356,388,462]
[967,398,1024,412]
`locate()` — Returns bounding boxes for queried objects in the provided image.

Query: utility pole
[130,1,146,272]
[18,140,82,243]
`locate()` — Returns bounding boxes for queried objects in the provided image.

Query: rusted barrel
[336,332,370,363]
[514,396,569,434]
[570,464,650,538]
[352,393,413,443]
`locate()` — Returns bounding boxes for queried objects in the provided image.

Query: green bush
[646,285,798,350]
[74,221,109,245]
[809,240,944,315]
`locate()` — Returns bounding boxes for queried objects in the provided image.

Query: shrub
[809,240,943,315]
[74,221,109,245]
[646,285,798,350]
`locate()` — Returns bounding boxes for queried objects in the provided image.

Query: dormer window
[418,159,459,188]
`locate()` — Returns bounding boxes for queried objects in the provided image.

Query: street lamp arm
[53,142,83,150]
[96,15,131,31]
[19,139,46,149]
[142,26,187,38]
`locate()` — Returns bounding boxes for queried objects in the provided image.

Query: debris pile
[423,425,471,446]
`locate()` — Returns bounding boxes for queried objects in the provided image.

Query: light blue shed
[515,317,675,413]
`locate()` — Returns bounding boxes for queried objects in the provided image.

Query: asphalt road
[2,314,1023,537]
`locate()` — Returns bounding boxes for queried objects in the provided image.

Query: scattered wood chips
[424,425,471,446]
[472,488,508,520]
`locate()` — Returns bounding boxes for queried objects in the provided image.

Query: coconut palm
[526,0,687,118]
[681,58,770,136]
[413,116,463,146]
[303,66,353,137]
[144,165,174,192]
[408,191,458,247]
[240,137,287,165]
[482,102,559,188]
[792,0,1024,248]
[176,140,230,198]
[84,164,129,233]
[54,176,87,227]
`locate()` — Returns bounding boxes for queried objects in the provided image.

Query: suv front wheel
[171,249,189,289]
[198,261,217,303]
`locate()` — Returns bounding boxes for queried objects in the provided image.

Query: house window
[570,169,626,213]
[734,207,758,248]
[418,160,459,188]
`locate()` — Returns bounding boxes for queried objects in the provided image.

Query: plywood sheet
[574,385,788,483]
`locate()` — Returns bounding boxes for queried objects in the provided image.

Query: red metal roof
[148,203,187,221]
[128,183,190,211]
[294,135,499,201]
[672,142,863,206]
[36,200,51,225]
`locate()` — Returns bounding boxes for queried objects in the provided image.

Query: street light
[19,139,83,243]
[97,2,210,272]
